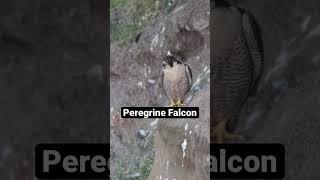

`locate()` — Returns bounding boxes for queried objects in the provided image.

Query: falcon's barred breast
[211,4,263,143]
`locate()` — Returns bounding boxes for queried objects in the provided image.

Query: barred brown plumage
[211,3,263,143]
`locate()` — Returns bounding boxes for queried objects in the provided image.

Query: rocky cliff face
[110,0,210,179]
[147,1,210,179]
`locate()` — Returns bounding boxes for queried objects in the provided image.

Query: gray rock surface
[148,85,210,180]
[251,71,320,180]
[110,0,210,179]
[0,0,107,179]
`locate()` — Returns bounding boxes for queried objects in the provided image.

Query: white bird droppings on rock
[185,96,192,103]
[181,139,187,158]
[172,4,186,14]
[151,34,159,51]
[150,118,159,127]
[127,172,141,178]
[137,81,143,88]
[148,79,156,84]
[204,65,208,72]
[161,26,166,33]
[138,129,147,137]
[181,139,188,167]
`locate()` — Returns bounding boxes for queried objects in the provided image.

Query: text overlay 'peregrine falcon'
[121,107,199,118]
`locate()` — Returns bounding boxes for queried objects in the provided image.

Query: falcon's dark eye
[163,56,174,67]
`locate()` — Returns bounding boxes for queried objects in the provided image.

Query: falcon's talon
[169,99,176,107]
[212,119,242,143]
[175,99,184,107]
[169,99,184,107]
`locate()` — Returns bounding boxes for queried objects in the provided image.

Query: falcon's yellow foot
[212,119,242,143]
[169,99,175,107]
[169,99,184,107]
[175,99,184,107]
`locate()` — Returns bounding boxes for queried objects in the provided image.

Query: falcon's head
[162,55,182,68]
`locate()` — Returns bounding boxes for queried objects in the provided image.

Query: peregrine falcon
[211,4,263,143]
[160,53,192,107]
